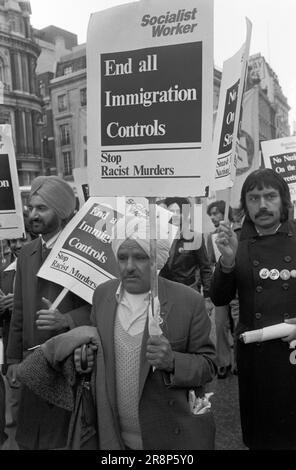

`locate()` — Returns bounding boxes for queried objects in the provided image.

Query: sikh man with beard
[75,215,216,450]
[6,176,91,450]
[211,169,296,450]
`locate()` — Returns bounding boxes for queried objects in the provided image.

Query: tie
[41,244,51,262]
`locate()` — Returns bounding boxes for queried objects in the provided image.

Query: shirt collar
[4,258,17,272]
[115,282,150,304]
[40,231,62,250]
[239,218,291,240]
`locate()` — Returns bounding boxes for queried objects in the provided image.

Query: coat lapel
[28,238,43,277]
[98,283,120,421]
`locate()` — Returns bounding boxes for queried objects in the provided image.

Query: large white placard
[213,18,252,192]
[261,136,296,201]
[230,87,260,208]
[37,197,177,304]
[0,125,25,239]
[87,0,213,197]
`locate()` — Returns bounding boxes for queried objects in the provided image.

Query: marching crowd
[1,168,296,450]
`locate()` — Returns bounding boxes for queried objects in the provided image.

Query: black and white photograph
[0,0,296,459]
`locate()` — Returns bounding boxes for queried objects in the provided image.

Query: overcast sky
[29,0,296,131]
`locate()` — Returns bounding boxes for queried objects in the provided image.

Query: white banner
[230,87,260,208]
[0,125,25,239]
[37,197,177,304]
[87,0,214,197]
[261,136,296,201]
[213,18,252,191]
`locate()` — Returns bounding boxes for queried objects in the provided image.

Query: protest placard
[87,0,213,197]
[230,87,260,207]
[37,197,177,304]
[213,18,252,192]
[73,167,89,208]
[261,136,296,201]
[37,197,122,304]
[0,125,25,239]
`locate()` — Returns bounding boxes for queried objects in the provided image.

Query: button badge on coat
[280,269,291,281]
[269,269,280,280]
[259,268,270,280]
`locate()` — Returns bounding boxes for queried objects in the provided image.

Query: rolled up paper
[240,322,296,344]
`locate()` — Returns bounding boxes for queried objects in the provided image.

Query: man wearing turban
[6,176,91,450]
[75,214,217,450]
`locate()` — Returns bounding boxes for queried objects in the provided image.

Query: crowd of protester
[1,168,296,450]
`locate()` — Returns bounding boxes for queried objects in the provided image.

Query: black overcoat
[210,219,296,449]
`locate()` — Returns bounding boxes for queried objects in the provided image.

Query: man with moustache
[6,176,91,450]
[210,169,296,450]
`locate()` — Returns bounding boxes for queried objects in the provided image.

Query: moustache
[255,210,273,219]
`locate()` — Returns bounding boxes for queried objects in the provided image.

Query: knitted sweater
[114,315,143,450]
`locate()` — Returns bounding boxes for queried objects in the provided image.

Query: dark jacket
[210,218,296,449]
[92,277,217,450]
[160,232,212,297]
[6,237,91,450]
[0,266,15,374]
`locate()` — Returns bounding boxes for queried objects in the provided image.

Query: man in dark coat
[6,176,91,450]
[210,169,296,450]
[159,197,212,297]
[206,200,237,378]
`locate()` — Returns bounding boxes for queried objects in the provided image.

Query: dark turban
[30,176,76,220]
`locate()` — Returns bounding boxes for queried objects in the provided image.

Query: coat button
[168,400,175,406]
[256,286,263,293]
[282,283,289,290]
[283,313,290,319]
[255,312,262,319]
[174,427,181,435]
[284,256,292,263]
[253,260,260,267]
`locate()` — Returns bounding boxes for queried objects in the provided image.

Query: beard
[29,213,61,235]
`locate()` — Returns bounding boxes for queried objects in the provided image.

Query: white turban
[111,215,170,270]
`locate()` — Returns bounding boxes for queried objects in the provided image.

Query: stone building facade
[0,0,42,186]
[49,44,87,181]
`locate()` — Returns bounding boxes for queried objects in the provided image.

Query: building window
[10,19,16,32]
[60,124,70,146]
[63,151,72,176]
[84,149,88,167]
[64,66,73,75]
[80,88,87,106]
[58,94,67,112]
[39,81,46,98]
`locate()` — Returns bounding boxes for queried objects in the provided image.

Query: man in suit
[6,176,91,450]
[76,215,216,450]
